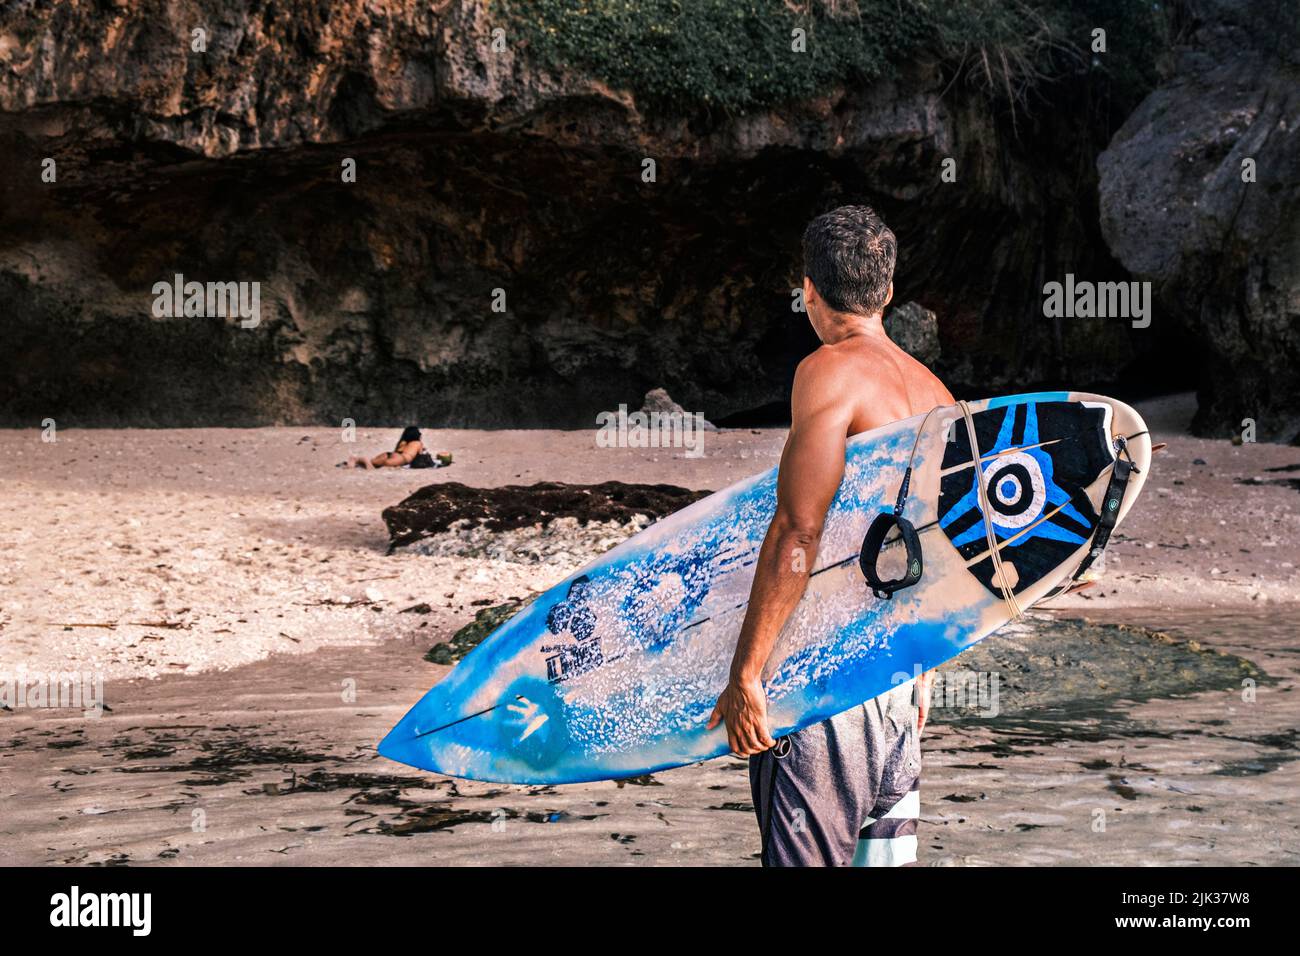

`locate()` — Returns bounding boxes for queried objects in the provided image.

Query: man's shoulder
[792,346,891,426]
[794,346,854,398]
[795,343,864,379]
[795,342,889,394]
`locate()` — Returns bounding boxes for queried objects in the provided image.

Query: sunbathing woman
[345,427,450,469]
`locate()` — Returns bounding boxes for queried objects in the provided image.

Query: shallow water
[934,612,1264,724]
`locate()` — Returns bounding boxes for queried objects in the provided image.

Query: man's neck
[820,308,886,345]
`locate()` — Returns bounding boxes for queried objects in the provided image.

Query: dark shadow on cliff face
[0,114,1178,427]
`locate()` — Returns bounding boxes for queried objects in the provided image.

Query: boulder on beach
[883,302,941,367]
[383,480,712,551]
[426,601,526,664]
[1097,0,1300,441]
[639,388,718,431]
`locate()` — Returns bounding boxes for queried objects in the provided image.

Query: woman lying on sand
[343,427,452,470]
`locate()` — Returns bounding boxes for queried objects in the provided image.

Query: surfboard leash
[1071,433,1141,581]
[858,406,945,599]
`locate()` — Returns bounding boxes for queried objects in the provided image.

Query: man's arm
[707,352,855,755]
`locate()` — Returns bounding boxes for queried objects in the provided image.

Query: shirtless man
[708,205,954,866]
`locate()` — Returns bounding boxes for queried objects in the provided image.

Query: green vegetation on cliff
[502,0,1168,114]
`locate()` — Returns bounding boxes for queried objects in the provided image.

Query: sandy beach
[3,0,1297,891]
[1,394,1298,865]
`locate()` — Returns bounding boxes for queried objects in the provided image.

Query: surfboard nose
[378,673,574,783]
[376,680,471,773]
[376,706,425,769]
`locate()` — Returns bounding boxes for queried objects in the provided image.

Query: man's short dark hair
[802,205,897,315]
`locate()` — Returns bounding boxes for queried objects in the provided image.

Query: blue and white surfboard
[379,393,1150,784]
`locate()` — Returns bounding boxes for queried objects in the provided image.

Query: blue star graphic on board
[940,403,1091,550]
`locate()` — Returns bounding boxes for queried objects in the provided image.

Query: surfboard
[379,392,1151,784]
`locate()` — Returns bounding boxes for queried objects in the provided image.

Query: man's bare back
[819,333,954,438]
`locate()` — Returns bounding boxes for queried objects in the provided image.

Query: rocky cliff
[1,0,1276,432]
[1098,0,1300,442]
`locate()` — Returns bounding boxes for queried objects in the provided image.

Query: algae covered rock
[425,601,527,665]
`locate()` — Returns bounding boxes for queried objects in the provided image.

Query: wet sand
[1,608,1295,866]
[1,394,1298,865]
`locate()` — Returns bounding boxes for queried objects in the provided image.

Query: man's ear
[883,282,894,310]
[803,276,817,310]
